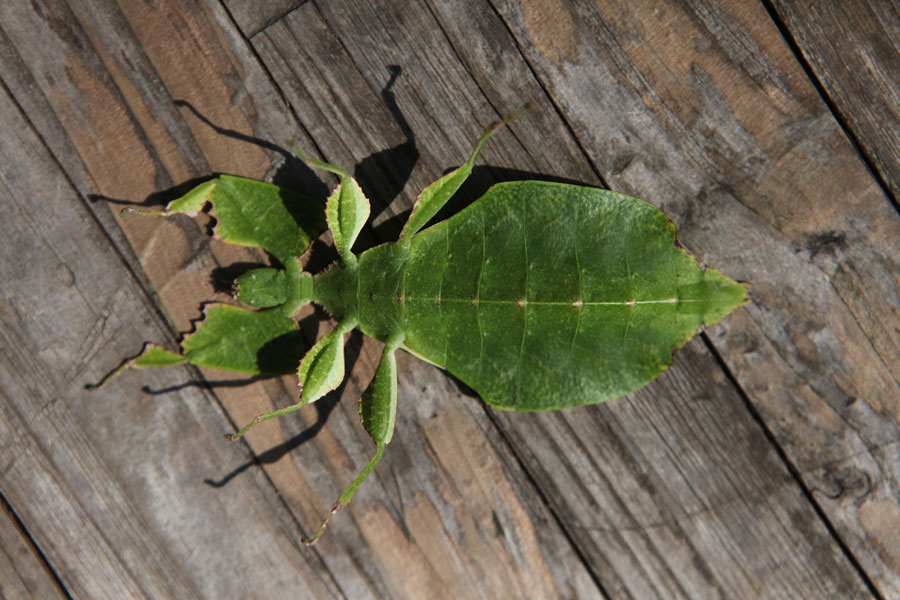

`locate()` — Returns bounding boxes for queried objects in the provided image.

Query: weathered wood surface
[486,2,900,596]
[770,0,900,207]
[0,1,897,598]
[0,499,65,600]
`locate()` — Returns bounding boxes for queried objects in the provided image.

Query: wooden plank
[486,0,900,595]
[768,0,900,377]
[223,0,306,37]
[0,500,66,600]
[1,0,889,597]
[0,0,340,596]
[251,1,873,597]
[770,0,900,207]
[0,0,602,597]
[0,84,340,597]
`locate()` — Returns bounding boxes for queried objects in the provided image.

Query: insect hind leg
[302,341,400,544]
[301,441,386,545]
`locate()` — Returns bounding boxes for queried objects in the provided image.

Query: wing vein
[439,220,450,364]
[515,198,529,402]
[570,200,582,356]
[623,242,634,343]
[476,202,486,381]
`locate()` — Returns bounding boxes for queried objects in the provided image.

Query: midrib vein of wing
[475,202,486,380]
[516,198,529,401]
[400,297,708,305]
[570,201,582,357]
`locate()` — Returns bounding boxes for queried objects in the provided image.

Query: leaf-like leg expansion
[123,176,325,264]
[400,104,536,239]
[302,340,401,544]
[184,305,306,375]
[225,319,357,441]
[87,304,307,390]
[292,150,370,263]
[358,342,400,445]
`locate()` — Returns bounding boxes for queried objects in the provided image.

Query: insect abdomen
[356,242,409,341]
[401,181,746,411]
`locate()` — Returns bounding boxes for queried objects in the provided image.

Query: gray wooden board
[223,0,307,37]
[769,0,900,384]
[0,83,342,597]
[252,1,877,597]
[770,0,900,208]
[490,0,900,596]
[0,0,895,597]
[0,0,600,598]
[0,501,65,600]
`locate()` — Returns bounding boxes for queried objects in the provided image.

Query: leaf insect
[92,108,747,543]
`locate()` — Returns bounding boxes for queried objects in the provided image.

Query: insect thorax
[312,240,413,344]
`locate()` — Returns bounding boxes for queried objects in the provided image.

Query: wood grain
[0,0,897,597]
[0,81,340,598]
[0,501,65,600]
[252,1,873,597]
[0,0,602,597]
[223,0,307,37]
[770,0,900,207]
[769,0,900,389]
[490,0,900,596]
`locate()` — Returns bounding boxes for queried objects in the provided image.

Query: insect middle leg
[225,320,356,441]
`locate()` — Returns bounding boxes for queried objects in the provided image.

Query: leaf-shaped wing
[402,181,747,411]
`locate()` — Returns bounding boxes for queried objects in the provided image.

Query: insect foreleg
[400,104,535,239]
[293,151,370,264]
[302,338,402,544]
[225,319,357,441]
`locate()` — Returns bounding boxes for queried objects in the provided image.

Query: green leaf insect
[93,109,747,544]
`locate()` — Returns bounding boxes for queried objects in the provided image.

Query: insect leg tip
[86,360,132,391]
[122,207,167,217]
[301,502,344,545]
[288,141,309,164]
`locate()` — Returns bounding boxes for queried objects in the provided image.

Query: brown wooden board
[0,0,896,597]
[0,0,597,597]
[0,83,341,597]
